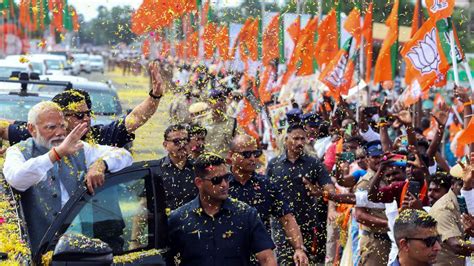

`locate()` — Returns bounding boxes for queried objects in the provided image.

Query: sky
[69,0,141,22]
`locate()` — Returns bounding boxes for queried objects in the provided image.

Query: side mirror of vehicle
[51,233,113,265]
[126,108,132,115]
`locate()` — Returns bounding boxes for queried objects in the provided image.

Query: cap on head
[286,108,303,126]
[301,112,321,127]
[366,140,384,157]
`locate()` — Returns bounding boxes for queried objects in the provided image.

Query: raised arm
[378,99,393,152]
[426,104,449,158]
[124,60,164,133]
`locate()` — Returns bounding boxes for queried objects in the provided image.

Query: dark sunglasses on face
[405,235,441,247]
[238,150,263,159]
[203,173,232,185]
[167,137,190,145]
[65,110,91,120]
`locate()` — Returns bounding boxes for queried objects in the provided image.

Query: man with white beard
[3,101,133,254]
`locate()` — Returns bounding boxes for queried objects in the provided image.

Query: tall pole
[414,0,423,128]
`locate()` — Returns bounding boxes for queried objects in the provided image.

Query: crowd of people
[1,57,474,266]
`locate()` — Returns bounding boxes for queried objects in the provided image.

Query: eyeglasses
[405,235,441,247]
[203,173,232,185]
[237,150,263,159]
[167,137,190,145]
[65,110,91,120]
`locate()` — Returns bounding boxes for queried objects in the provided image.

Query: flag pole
[449,29,459,86]
[414,0,423,128]
[462,60,474,95]
[357,0,364,123]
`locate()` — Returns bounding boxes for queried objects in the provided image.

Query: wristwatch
[149,90,163,100]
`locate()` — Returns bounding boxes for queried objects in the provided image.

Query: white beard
[34,134,64,149]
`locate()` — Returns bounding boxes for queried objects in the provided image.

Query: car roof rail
[0,73,72,96]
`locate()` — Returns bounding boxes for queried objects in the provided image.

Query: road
[82,69,170,161]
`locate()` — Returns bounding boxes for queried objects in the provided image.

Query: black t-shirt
[7,116,135,147]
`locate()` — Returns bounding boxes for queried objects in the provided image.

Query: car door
[34,161,168,265]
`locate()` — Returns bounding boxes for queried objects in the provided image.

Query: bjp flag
[425,0,455,20]
[319,38,355,97]
[401,17,450,92]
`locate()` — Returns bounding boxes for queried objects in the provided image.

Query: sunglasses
[405,235,441,247]
[167,137,190,145]
[203,173,232,185]
[237,150,263,159]
[65,110,91,120]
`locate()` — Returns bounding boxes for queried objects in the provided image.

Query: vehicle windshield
[89,91,120,115]
[74,55,89,60]
[30,62,44,74]
[30,84,120,115]
[0,67,26,78]
[0,98,43,121]
[45,60,64,70]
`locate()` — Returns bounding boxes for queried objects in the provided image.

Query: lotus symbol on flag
[406,28,441,75]
[325,54,348,87]
[430,0,448,13]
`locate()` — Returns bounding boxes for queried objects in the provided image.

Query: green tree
[78,5,136,46]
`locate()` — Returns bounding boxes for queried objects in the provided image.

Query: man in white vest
[3,101,133,254]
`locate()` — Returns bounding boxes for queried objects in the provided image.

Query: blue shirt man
[227,134,308,265]
[267,123,335,264]
[167,153,277,266]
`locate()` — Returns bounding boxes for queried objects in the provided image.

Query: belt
[361,230,391,241]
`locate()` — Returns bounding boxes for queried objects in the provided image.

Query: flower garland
[0,180,31,265]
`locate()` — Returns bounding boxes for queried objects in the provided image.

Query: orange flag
[142,39,150,57]
[296,17,318,76]
[362,3,373,83]
[319,39,355,97]
[401,80,422,106]
[201,0,210,26]
[281,17,317,84]
[458,119,474,147]
[425,0,455,19]
[262,14,280,66]
[237,98,259,140]
[258,65,277,104]
[187,31,199,59]
[231,18,253,60]
[244,19,260,61]
[344,8,361,47]
[411,0,424,37]
[401,17,450,92]
[216,26,230,61]
[203,22,217,59]
[287,16,300,45]
[373,0,399,85]
[314,9,338,69]
[235,18,259,62]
